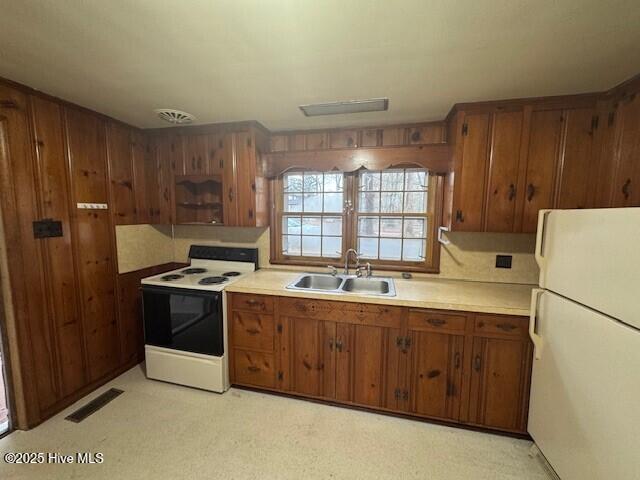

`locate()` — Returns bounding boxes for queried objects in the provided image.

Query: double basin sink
[286,273,396,297]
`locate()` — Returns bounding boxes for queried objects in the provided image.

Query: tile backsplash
[115,225,538,285]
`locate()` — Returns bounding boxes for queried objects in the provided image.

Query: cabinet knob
[622,178,631,199]
[526,183,535,202]
[474,355,482,372]
[508,183,516,201]
[455,210,464,223]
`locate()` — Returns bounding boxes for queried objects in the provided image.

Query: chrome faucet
[344,248,360,275]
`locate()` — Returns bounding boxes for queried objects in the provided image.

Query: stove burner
[223,271,241,277]
[181,267,207,274]
[198,276,228,285]
[161,274,184,281]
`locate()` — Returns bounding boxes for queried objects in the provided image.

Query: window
[356,169,429,262]
[281,172,344,258]
[272,167,441,272]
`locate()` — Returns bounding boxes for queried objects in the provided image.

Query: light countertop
[226,269,535,316]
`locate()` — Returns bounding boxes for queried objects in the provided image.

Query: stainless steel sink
[293,274,343,290]
[342,277,392,295]
[286,273,396,297]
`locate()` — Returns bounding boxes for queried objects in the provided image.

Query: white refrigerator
[528,208,640,480]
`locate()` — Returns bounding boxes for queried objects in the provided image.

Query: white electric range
[141,245,258,392]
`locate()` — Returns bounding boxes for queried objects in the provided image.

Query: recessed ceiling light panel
[299,98,389,117]
[155,108,196,125]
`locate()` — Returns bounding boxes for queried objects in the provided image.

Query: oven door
[142,286,223,356]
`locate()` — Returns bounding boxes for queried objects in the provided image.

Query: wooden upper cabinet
[235,130,270,227]
[520,109,563,233]
[206,133,225,176]
[183,134,208,175]
[451,112,491,231]
[106,122,137,224]
[484,110,525,232]
[555,108,598,209]
[610,94,640,207]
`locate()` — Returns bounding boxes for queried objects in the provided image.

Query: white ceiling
[1,1,639,130]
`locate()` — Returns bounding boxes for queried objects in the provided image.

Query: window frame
[270,168,443,273]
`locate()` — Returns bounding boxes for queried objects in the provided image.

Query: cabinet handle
[245,299,263,308]
[328,339,334,351]
[496,323,517,332]
[247,366,260,373]
[526,183,535,202]
[427,318,446,327]
[228,188,234,202]
[622,178,631,199]
[246,328,260,335]
[508,183,516,201]
[248,208,254,219]
[455,209,464,223]
[335,340,343,352]
[474,355,482,372]
[454,352,461,369]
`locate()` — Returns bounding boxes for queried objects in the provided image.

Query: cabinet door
[65,107,121,382]
[555,108,597,209]
[235,131,258,226]
[31,96,87,398]
[183,134,208,175]
[409,331,464,421]
[350,324,394,408]
[484,110,524,232]
[467,336,532,432]
[290,317,334,397]
[452,113,490,231]
[520,110,563,232]
[206,133,225,176]
[106,122,137,224]
[222,133,239,225]
[610,94,640,207]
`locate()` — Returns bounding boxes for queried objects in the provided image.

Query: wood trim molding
[264,144,452,177]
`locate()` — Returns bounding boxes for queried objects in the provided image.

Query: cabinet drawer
[408,310,467,333]
[234,350,276,388]
[279,297,402,328]
[231,293,274,313]
[231,311,274,351]
[474,314,527,338]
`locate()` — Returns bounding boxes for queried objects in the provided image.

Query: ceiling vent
[155,109,196,125]
[299,98,389,117]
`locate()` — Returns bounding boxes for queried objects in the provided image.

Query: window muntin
[356,169,429,262]
[281,172,344,258]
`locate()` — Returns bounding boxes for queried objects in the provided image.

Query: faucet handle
[365,262,372,278]
[327,265,338,276]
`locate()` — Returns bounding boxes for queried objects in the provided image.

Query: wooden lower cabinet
[228,293,532,435]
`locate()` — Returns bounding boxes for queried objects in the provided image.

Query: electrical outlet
[496,255,512,269]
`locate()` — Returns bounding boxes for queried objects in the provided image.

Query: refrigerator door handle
[535,210,552,286]
[529,288,544,360]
